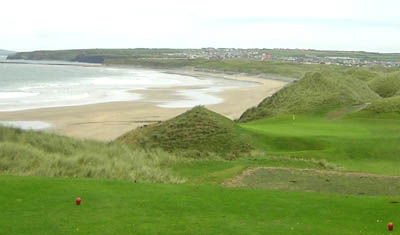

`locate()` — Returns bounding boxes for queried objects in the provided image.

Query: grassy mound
[0,127,184,183]
[367,72,400,98]
[354,96,400,117]
[238,72,379,122]
[117,106,253,158]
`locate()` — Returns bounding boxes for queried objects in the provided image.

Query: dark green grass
[240,113,400,175]
[1,175,399,235]
[240,168,400,196]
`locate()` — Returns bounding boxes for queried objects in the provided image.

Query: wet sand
[0,69,289,141]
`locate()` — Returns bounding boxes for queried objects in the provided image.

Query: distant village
[177,48,400,67]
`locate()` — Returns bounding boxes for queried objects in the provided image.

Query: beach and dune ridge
[0,66,288,141]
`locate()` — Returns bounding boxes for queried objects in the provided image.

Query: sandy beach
[0,68,289,141]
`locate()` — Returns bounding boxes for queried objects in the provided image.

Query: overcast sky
[1,0,399,52]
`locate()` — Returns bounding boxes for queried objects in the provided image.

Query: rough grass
[117,106,254,159]
[173,153,340,186]
[238,71,379,122]
[228,167,400,196]
[353,96,400,118]
[344,68,381,81]
[367,72,400,98]
[0,127,186,183]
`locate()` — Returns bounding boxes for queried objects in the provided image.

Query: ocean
[0,56,254,112]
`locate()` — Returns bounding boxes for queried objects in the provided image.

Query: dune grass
[117,106,254,159]
[344,68,381,82]
[238,71,379,122]
[353,96,400,118]
[1,175,399,235]
[368,72,400,98]
[0,127,186,183]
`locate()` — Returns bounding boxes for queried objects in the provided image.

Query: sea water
[0,57,255,112]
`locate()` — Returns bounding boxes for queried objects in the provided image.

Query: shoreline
[0,65,289,141]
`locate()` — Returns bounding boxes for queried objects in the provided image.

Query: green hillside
[264,49,400,61]
[7,48,186,62]
[238,71,379,122]
[117,106,253,158]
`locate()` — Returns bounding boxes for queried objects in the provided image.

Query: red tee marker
[388,222,394,231]
[75,197,81,206]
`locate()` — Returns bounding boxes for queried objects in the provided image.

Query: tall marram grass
[0,127,187,183]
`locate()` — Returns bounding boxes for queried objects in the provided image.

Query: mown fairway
[240,113,400,175]
[1,175,399,235]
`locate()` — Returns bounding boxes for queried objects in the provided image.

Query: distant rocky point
[0,49,16,56]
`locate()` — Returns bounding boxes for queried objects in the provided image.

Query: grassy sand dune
[117,106,254,159]
[238,71,379,122]
[368,72,400,98]
[352,96,400,118]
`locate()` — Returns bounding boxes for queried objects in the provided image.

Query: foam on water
[0,121,52,130]
[158,87,224,108]
[0,62,256,111]
[0,91,39,99]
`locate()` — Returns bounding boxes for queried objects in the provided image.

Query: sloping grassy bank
[0,127,185,183]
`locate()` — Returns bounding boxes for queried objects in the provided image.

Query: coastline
[0,66,289,141]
